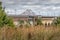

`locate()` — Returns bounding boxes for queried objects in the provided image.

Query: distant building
[41,16,57,26]
[7,9,58,26]
[8,9,39,26]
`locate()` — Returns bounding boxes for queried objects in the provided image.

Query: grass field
[0,26,60,40]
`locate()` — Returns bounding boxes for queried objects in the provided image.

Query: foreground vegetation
[0,26,59,40]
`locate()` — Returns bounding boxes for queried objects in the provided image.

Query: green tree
[19,20,24,24]
[36,18,42,25]
[53,17,60,26]
[0,2,14,27]
[19,20,24,27]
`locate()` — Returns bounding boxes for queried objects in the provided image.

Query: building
[8,9,39,26]
[7,9,57,26]
[41,16,57,26]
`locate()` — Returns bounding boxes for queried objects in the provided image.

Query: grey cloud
[50,0,60,3]
[1,0,60,16]
[1,0,60,8]
[0,0,2,1]
[2,0,60,4]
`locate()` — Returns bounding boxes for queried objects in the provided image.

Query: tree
[19,20,24,27]
[36,18,42,25]
[53,17,60,26]
[0,2,14,27]
[19,20,24,25]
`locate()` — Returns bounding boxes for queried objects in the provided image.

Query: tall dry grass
[0,26,60,40]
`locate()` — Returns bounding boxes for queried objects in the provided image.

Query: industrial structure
[7,9,57,26]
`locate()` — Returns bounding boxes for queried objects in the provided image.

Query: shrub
[0,2,14,27]
[25,23,30,28]
[19,20,24,24]
[36,18,42,25]
[52,17,60,27]
[19,20,24,27]
[5,18,14,27]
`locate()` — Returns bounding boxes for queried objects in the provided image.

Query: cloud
[2,0,15,4]
[50,0,60,3]
[0,0,2,1]
[2,0,60,16]
[2,0,60,5]
[5,1,15,4]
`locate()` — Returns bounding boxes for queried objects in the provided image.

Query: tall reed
[0,26,60,40]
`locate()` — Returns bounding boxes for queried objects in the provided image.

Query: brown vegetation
[0,26,60,40]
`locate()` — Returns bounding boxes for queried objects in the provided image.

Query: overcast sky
[1,0,60,8]
[1,0,60,16]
